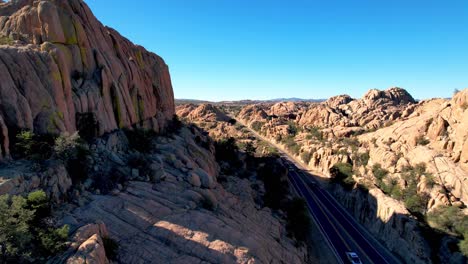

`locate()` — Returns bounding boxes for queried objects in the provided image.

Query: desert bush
[251,121,264,132]
[282,136,300,155]
[53,132,91,183]
[285,198,310,242]
[330,162,355,190]
[427,205,468,256]
[395,163,433,215]
[287,122,298,136]
[380,179,402,199]
[371,163,388,181]
[416,135,430,146]
[340,137,360,148]
[307,126,323,141]
[0,190,69,262]
[354,151,370,166]
[0,35,13,45]
[13,131,55,160]
[427,206,468,236]
[53,132,82,161]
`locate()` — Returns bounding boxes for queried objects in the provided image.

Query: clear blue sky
[85,0,468,101]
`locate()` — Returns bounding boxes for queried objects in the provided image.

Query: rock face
[298,87,416,130]
[0,0,175,160]
[359,89,468,207]
[59,127,305,264]
[331,185,431,264]
[0,160,72,203]
[57,223,110,264]
[177,104,230,123]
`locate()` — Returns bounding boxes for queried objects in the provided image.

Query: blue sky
[85,0,468,101]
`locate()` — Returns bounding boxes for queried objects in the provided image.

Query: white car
[345,252,362,264]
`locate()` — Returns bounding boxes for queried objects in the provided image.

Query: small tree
[0,190,69,262]
[287,122,298,136]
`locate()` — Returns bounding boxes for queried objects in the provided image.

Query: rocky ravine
[236,88,468,263]
[0,0,174,160]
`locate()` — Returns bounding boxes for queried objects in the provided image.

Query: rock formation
[235,87,468,263]
[0,0,174,160]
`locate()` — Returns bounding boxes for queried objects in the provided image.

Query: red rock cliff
[0,0,175,159]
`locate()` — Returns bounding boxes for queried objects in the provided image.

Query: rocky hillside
[0,1,308,263]
[235,87,468,263]
[58,127,305,263]
[0,0,174,160]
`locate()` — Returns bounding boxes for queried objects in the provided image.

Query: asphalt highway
[285,159,401,264]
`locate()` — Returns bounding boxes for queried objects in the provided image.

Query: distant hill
[175,98,325,105]
[264,97,326,103]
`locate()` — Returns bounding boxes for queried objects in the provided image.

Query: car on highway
[345,252,362,264]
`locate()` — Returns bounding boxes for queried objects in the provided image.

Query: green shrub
[13,131,55,160]
[251,121,264,132]
[307,126,323,141]
[372,163,388,181]
[340,137,360,148]
[404,193,429,215]
[102,237,119,260]
[355,151,370,166]
[427,206,468,236]
[459,237,468,257]
[287,122,298,136]
[0,190,69,262]
[282,136,300,155]
[330,162,355,189]
[53,132,82,161]
[0,35,14,45]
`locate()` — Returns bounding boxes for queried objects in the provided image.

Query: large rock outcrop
[0,0,175,160]
[58,127,306,263]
